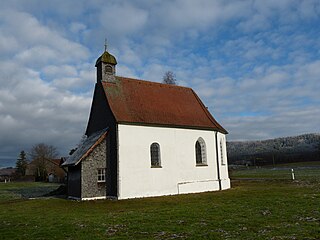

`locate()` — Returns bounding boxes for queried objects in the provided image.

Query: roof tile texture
[102,77,227,133]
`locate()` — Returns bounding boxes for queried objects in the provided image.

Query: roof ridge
[116,76,192,91]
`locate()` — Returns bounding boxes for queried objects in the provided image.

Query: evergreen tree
[16,150,28,176]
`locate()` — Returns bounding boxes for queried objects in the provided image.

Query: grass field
[230,161,320,180]
[0,162,319,240]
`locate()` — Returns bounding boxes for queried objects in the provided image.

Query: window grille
[196,141,202,164]
[220,141,225,165]
[195,137,207,165]
[97,168,106,182]
[105,65,113,74]
[150,143,161,167]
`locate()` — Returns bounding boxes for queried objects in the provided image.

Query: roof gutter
[117,121,225,133]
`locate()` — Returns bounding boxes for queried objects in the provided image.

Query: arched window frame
[195,137,207,166]
[150,142,161,168]
[220,139,225,165]
[104,65,113,74]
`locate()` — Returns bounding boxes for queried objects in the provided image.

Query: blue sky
[0,0,320,167]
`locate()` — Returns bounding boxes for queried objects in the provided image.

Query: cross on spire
[104,38,107,52]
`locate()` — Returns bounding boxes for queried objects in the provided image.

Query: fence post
[291,169,295,180]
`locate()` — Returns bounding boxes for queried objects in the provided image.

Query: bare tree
[162,71,177,85]
[30,143,58,181]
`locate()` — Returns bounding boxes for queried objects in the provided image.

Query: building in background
[26,158,66,182]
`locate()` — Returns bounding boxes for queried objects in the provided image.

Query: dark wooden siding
[67,164,81,198]
[85,81,118,198]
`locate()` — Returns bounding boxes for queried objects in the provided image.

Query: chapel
[62,49,230,200]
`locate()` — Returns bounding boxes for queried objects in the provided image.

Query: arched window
[195,137,207,165]
[105,65,113,74]
[220,140,225,165]
[150,143,161,167]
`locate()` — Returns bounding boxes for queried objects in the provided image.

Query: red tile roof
[102,77,227,133]
[49,159,63,166]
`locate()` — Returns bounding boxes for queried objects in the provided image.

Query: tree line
[227,133,320,166]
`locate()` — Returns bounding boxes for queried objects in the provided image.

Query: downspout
[116,123,120,199]
[215,131,222,190]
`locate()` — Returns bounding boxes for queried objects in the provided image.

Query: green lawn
[0,182,60,202]
[230,161,320,180]
[0,164,319,240]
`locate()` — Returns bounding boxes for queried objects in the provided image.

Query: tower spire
[96,41,117,83]
[104,38,107,52]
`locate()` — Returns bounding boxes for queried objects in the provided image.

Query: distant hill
[227,133,320,166]
[0,159,15,169]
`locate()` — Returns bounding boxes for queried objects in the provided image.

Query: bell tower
[95,41,117,83]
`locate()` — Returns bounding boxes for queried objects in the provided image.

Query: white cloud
[1,0,320,166]
[0,9,89,63]
[43,65,78,78]
[237,14,271,32]
[141,63,167,82]
[0,7,93,164]
[16,46,58,65]
[118,43,143,67]
[298,0,320,19]
[151,0,249,31]
[99,3,148,36]
[0,34,19,53]
[117,65,138,79]
[0,65,91,161]
[70,22,87,34]
[225,106,320,141]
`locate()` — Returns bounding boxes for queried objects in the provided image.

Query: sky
[1,0,320,167]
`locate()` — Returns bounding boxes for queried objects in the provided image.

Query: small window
[195,137,207,165]
[150,143,161,167]
[220,141,225,165]
[97,168,106,182]
[105,65,113,74]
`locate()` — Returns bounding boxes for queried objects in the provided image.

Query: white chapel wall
[217,132,231,189]
[117,124,230,199]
